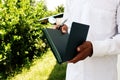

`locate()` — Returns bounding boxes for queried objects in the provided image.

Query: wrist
[88,41,93,57]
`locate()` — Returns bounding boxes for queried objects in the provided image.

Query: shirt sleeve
[92,2,120,57]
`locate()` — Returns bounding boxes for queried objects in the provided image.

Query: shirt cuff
[91,40,108,57]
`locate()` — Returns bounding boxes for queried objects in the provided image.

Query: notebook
[43,22,89,64]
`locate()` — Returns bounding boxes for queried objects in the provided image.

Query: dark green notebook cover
[43,22,89,64]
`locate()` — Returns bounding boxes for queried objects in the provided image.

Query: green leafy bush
[55,4,64,13]
[0,0,50,78]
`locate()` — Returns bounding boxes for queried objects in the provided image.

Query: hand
[53,24,68,34]
[68,41,93,63]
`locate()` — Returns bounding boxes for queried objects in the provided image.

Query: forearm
[92,2,120,57]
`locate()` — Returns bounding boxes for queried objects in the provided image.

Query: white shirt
[63,0,120,80]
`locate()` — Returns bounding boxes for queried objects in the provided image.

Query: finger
[61,25,68,33]
[77,41,91,52]
[77,44,86,52]
[69,41,93,63]
[69,48,90,63]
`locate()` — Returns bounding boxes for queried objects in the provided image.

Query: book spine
[44,29,62,63]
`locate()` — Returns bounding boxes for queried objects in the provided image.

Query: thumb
[61,25,68,33]
[77,47,81,52]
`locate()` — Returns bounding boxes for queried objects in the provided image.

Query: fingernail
[77,47,80,51]
[62,30,67,33]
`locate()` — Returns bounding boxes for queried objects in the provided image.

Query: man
[56,0,120,80]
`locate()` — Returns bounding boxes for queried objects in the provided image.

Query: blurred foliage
[0,0,56,79]
[55,4,64,13]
